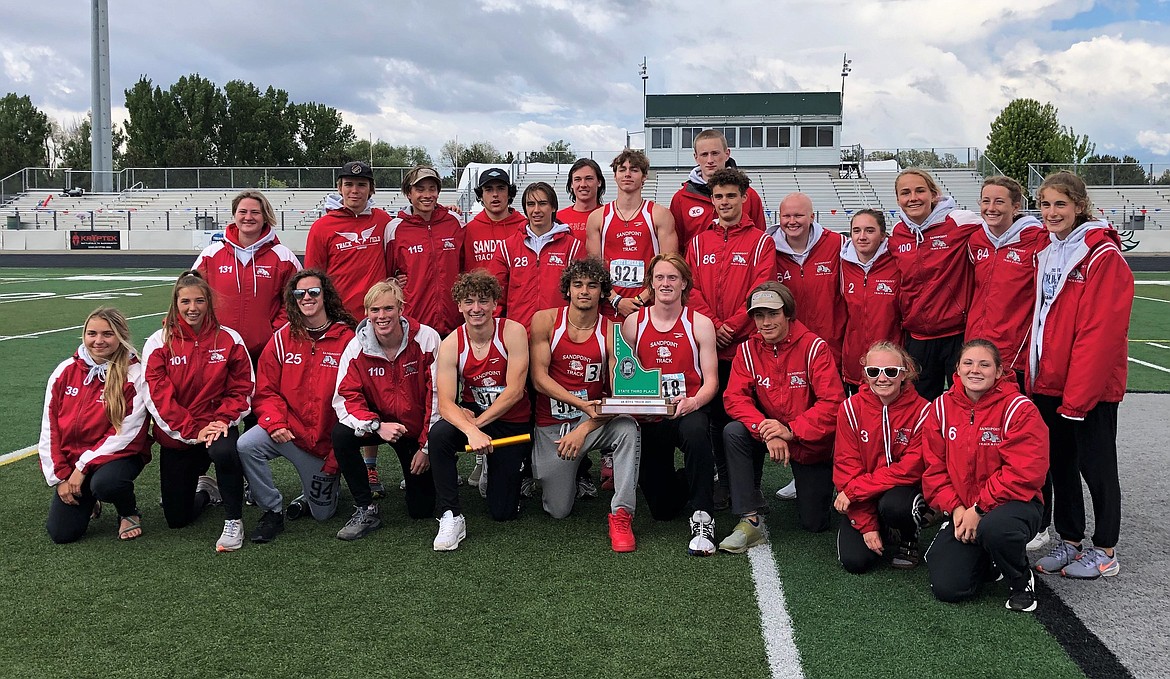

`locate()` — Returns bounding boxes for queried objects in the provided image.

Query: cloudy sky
[2,0,1168,166]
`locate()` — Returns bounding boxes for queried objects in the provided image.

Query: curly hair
[559,256,612,300]
[709,167,750,194]
[285,269,357,339]
[451,269,502,303]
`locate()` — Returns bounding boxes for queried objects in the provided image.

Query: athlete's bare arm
[652,203,679,255]
[436,332,481,436]
[678,311,719,415]
[529,309,596,413]
[585,208,605,259]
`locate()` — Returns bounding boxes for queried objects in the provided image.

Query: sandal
[118,515,142,541]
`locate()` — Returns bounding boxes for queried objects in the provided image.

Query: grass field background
[2,266,1165,678]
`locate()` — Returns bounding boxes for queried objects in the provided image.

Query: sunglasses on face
[864,366,906,380]
[293,287,322,299]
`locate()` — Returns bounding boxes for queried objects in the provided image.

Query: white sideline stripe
[0,282,172,304]
[0,268,161,286]
[1135,295,1170,305]
[1134,281,1170,286]
[65,275,176,282]
[748,543,805,679]
[1129,357,1170,374]
[0,311,164,342]
[0,446,36,467]
[1147,343,1170,350]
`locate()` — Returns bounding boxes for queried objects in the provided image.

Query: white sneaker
[433,510,467,551]
[1026,530,1053,552]
[216,519,244,552]
[775,479,797,500]
[687,510,716,556]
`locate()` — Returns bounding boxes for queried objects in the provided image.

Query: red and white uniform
[887,199,982,340]
[1028,223,1133,418]
[194,224,302,360]
[966,217,1046,372]
[771,223,846,366]
[686,217,776,361]
[834,384,931,534]
[304,196,392,320]
[386,206,465,336]
[536,307,608,427]
[486,222,583,329]
[670,181,767,252]
[464,209,527,269]
[457,320,529,423]
[142,322,254,449]
[599,200,663,301]
[840,240,902,386]
[333,316,441,448]
[254,322,355,471]
[723,320,845,465]
[556,206,594,243]
[922,374,1048,514]
[632,307,703,402]
[39,351,151,486]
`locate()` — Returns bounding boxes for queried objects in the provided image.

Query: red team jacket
[833,384,930,534]
[142,322,254,449]
[39,352,151,485]
[464,209,527,269]
[194,223,302,360]
[723,321,845,465]
[254,322,356,470]
[965,217,1046,372]
[304,198,392,319]
[669,182,767,251]
[887,204,982,340]
[685,217,777,361]
[486,223,584,329]
[840,241,902,385]
[386,206,465,337]
[333,317,441,449]
[772,225,846,366]
[1028,223,1134,418]
[921,374,1048,514]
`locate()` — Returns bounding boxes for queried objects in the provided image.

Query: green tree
[123,77,176,167]
[458,141,504,167]
[296,102,355,166]
[0,92,52,177]
[439,139,465,170]
[166,73,226,166]
[985,98,1068,188]
[1083,154,1147,186]
[221,81,299,165]
[1053,126,1095,167]
[526,139,573,164]
[53,114,127,176]
[1155,169,1170,186]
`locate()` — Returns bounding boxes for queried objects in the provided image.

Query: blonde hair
[864,340,919,383]
[1038,171,1095,225]
[83,307,135,432]
[895,168,942,204]
[364,279,407,311]
[231,190,277,229]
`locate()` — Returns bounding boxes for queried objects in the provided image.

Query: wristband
[611,295,623,309]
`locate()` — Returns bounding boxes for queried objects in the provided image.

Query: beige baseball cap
[747,289,786,313]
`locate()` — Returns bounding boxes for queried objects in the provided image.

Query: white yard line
[0,311,164,341]
[0,268,161,286]
[1135,296,1170,305]
[0,446,36,467]
[748,542,805,679]
[0,282,172,304]
[1147,343,1170,351]
[1129,357,1170,375]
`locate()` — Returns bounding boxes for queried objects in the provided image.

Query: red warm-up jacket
[464,209,527,269]
[386,206,465,336]
[304,196,392,320]
[770,223,846,366]
[669,180,766,252]
[833,384,930,534]
[486,222,584,329]
[840,240,902,386]
[965,217,1046,372]
[723,320,845,465]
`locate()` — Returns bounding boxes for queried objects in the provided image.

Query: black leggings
[46,456,145,544]
[332,425,435,517]
[428,411,531,521]
[905,333,963,401]
[639,410,715,520]
[159,428,243,528]
[836,485,923,574]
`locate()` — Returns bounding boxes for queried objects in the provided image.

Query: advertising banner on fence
[192,230,226,250]
[69,231,121,250]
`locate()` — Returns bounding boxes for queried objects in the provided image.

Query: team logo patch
[548,254,565,266]
[1068,269,1085,282]
[208,349,226,364]
[875,281,894,294]
[570,359,583,372]
[894,429,910,445]
[321,354,339,368]
[403,360,419,376]
[254,266,272,278]
[442,238,456,250]
[816,263,832,275]
[623,236,637,248]
[930,237,948,250]
[1005,249,1023,264]
[688,206,704,218]
[979,428,1002,444]
[731,253,748,265]
[481,376,497,387]
[788,372,807,387]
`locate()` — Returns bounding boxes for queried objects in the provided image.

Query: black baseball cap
[477,167,511,188]
[338,161,374,181]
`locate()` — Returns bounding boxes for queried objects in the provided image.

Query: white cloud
[1138,130,1170,156]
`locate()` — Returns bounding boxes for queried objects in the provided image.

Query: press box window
[651,128,673,149]
[739,126,764,148]
[681,127,703,149]
[800,125,834,148]
[766,126,791,148]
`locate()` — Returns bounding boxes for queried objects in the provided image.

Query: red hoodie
[485,223,584,330]
[834,384,930,534]
[39,352,151,485]
[921,373,1048,514]
[385,206,465,336]
[305,201,392,319]
[840,244,902,386]
[333,316,441,450]
[670,182,767,252]
[773,226,846,367]
[723,320,845,465]
[193,224,302,360]
[465,209,527,269]
[685,217,776,361]
[253,322,355,471]
[142,322,254,449]
[966,219,1047,372]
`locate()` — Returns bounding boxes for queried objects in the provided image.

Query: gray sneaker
[576,477,598,500]
[196,475,222,505]
[336,505,382,541]
[1035,541,1081,574]
[520,477,538,498]
[1060,547,1119,579]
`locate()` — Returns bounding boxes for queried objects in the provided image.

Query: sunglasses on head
[292,287,322,299]
[864,365,907,380]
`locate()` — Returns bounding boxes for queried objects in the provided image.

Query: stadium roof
[646,92,842,119]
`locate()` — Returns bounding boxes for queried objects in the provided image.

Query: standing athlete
[556,158,605,242]
[465,167,527,270]
[669,129,766,251]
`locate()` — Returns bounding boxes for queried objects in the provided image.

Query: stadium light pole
[840,53,852,106]
[91,0,114,193]
[639,57,648,150]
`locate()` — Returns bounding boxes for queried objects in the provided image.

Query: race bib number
[661,372,686,399]
[550,389,588,420]
[610,259,645,288]
[471,385,505,410]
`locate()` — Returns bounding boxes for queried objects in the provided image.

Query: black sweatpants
[429,410,530,521]
[836,485,923,574]
[159,428,243,528]
[46,456,146,544]
[332,425,435,518]
[905,333,964,401]
[711,359,734,491]
[925,499,1042,602]
[1033,394,1121,549]
[640,410,715,520]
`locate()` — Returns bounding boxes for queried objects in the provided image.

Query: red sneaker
[600,454,615,491]
[608,508,636,553]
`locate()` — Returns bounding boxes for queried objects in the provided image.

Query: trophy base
[597,397,677,416]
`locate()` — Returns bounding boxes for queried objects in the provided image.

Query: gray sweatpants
[238,426,340,521]
[532,415,640,519]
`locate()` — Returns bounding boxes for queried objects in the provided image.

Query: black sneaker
[286,495,310,521]
[1006,571,1038,612]
[891,539,921,570]
[251,510,285,544]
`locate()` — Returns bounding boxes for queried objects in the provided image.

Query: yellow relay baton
[464,433,532,452]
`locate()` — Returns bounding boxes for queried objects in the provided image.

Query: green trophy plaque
[598,322,677,416]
